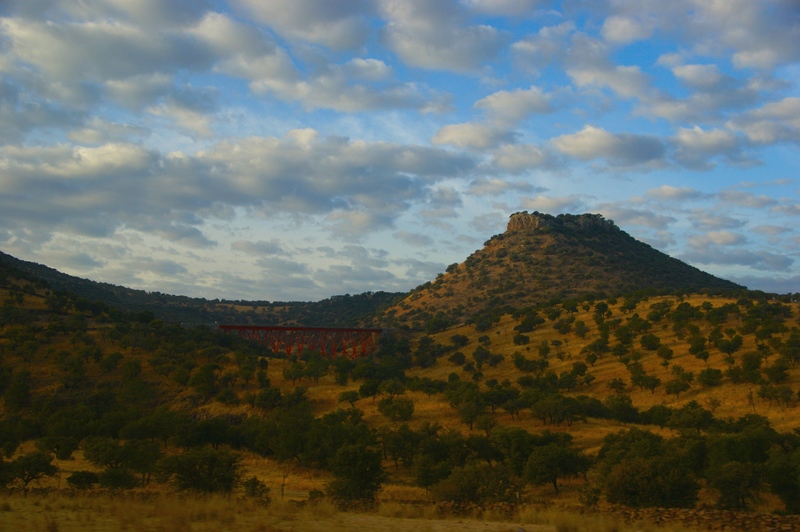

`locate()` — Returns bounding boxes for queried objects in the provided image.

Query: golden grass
[0,491,706,532]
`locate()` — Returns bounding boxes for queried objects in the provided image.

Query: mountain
[378,212,743,329]
[0,250,401,327]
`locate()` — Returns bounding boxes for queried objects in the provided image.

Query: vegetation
[2,218,800,528]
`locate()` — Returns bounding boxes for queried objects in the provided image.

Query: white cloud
[597,206,676,230]
[432,122,514,149]
[511,21,574,72]
[566,34,652,100]
[233,0,376,51]
[672,126,741,170]
[688,212,746,230]
[232,239,286,256]
[520,195,586,214]
[718,190,777,208]
[463,0,544,16]
[490,143,557,171]
[551,126,665,168]
[474,85,553,125]
[601,15,653,44]
[688,231,747,247]
[468,177,539,196]
[727,97,800,144]
[646,185,704,201]
[681,248,793,272]
[671,64,724,90]
[381,0,509,72]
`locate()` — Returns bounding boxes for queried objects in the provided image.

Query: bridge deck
[219,325,382,359]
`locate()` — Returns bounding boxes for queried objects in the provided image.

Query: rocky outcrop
[506,212,618,234]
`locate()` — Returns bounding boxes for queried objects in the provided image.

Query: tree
[697,367,723,387]
[162,447,242,493]
[338,390,360,408]
[11,451,58,487]
[524,442,589,495]
[327,443,386,502]
[709,461,763,510]
[639,334,661,351]
[378,397,415,422]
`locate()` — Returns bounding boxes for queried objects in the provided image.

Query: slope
[378,212,743,330]
[0,249,401,327]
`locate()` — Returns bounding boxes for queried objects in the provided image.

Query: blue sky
[0,0,798,301]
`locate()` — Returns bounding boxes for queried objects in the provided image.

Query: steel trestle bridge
[218,325,382,359]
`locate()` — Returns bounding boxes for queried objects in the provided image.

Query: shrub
[66,471,99,490]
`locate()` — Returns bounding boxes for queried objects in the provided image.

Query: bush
[66,471,99,490]
[242,476,271,502]
[99,468,138,490]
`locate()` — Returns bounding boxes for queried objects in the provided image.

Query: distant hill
[378,212,744,329]
[0,250,401,327]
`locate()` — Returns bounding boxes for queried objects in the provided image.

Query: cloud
[727,97,800,144]
[688,231,747,247]
[672,126,743,170]
[646,185,704,201]
[490,143,558,172]
[232,239,286,256]
[671,64,724,90]
[468,177,539,196]
[233,0,376,51]
[520,195,586,214]
[380,0,509,72]
[0,132,477,247]
[474,86,554,125]
[394,231,433,247]
[511,21,574,73]
[597,206,676,230]
[601,15,654,44]
[565,34,653,100]
[717,190,777,208]
[752,225,790,236]
[463,0,545,16]
[420,186,463,219]
[688,212,746,231]
[728,274,800,294]
[551,126,665,169]
[680,248,793,272]
[432,122,515,149]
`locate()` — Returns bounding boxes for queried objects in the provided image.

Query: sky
[0,0,799,302]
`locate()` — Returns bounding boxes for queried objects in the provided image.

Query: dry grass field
[0,491,703,532]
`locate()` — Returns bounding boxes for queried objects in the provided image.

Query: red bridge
[218,325,382,359]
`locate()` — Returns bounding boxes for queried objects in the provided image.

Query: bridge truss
[218,325,382,359]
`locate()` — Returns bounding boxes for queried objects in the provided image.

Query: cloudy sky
[0,0,798,301]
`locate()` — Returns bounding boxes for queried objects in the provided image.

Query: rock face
[507,212,619,234]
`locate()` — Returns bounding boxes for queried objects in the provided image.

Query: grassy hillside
[377,212,743,331]
[0,249,401,326]
[2,262,800,520]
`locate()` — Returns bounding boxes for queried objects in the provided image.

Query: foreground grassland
[2,276,800,527]
[0,492,700,532]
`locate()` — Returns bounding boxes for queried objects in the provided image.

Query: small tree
[338,390,360,408]
[328,443,386,503]
[524,442,589,495]
[12,451,58,487]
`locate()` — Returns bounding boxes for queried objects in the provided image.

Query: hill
[0,249,401,327]
[3,223,800,523]
[377,212,743,331]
